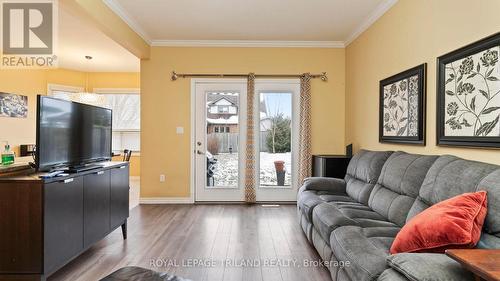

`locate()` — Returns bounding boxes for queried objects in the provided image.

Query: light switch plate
[176,127,184,134]
[159,174,166,182]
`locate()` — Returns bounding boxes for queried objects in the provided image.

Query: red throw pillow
[390,191,487,254]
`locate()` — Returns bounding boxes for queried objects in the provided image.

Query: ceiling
[104,0,397,46]
[58,5,140,72]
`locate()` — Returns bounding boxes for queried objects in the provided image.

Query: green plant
[266,113,291,153]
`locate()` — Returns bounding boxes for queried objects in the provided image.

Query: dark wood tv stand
[0,162,130,281]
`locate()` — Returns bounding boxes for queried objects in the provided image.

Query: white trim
[151,40,344,48]
[103,0,152,44]
[254,79,300,201]
[105,0,398,49]
[93,88,140,94]
[192,79,248,202]
[190,79,196,204]
[47,84,84,95]
[344,0,398,46]
[139,197,194,204]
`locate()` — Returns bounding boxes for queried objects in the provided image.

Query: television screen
[36,96,112,171]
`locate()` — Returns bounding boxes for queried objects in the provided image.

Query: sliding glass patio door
[193,79,299,202]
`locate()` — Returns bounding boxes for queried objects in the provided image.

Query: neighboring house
[206,93,239,133]
[206,92,271,134]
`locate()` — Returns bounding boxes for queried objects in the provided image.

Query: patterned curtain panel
[245,73,257,203]
[298,73,312,186]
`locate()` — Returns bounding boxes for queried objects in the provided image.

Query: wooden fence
[207,132,270,154]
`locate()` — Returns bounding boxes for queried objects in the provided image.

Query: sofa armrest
[302,177,347,193]
[387,253,474,281]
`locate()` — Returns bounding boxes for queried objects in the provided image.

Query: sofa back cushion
[368,152,438,226]
[344,149,392,205]
[408,155,500,241]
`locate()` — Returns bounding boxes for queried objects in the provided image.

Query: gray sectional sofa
[297,149,500,281]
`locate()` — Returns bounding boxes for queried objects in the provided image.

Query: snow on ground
[210,152,292,187]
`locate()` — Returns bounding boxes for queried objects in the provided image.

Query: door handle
[197,150,205,155]
[62,178,74,184]
[95,171,104,175]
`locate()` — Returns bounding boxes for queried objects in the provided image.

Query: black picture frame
[437,32,500,148]
[379,64,427,145]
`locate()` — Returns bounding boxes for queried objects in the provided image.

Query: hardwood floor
[48,204,331,281]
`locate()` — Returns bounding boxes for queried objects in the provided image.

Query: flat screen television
[36,95,112,171]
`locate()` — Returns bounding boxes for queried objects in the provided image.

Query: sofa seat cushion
[377,269,409,281]
[330,226,400,281]
[386,253,474,281]
[312,202,396,244]
[298,189,354,222]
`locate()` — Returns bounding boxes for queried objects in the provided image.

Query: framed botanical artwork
[379,64,427,145]
[437,33,500,148]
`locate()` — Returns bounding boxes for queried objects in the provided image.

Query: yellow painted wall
[346,0,500,165]
[0,69,140,163]
[89,72,141,89]
[112,155,140,176]
[141,47,346,198]
[62,0,150,59]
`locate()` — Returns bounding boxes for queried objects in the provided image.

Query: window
[259,92,293,187]
[47,84,84,96]
[49,88,140,153]
[218,105,229,113]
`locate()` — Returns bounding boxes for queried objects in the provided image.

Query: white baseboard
[139,197,194,204]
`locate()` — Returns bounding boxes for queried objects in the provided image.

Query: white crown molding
[104,0,398,49]
[344,0,398,46]
[140,197,195,204]
[103,0,152,44]
[151,40,345,48]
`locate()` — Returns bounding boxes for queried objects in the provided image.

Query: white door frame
[191,78,247,202]
[254,79,300,202]
[191,78,300,203]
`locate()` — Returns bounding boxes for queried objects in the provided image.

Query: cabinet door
[44,177,84,274]
[83,170,110,248]
[110,165,129,229]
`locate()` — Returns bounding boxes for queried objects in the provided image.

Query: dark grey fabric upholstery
[311,226,333,262]
[386,253,474,281]
[312,201,394,245]
[368,152,438,226]
[336,268,352,281]
[330,225,399,281]
[297,150,500,281]
[297,150,392,224]
[377,269,413,281]
[298,207,313,241]
[303,177,347,192]
[345,150,393,205]
[100,266,191,281]
[478,233,500,249]
[410,155,500,239]
[298,187,353,222]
